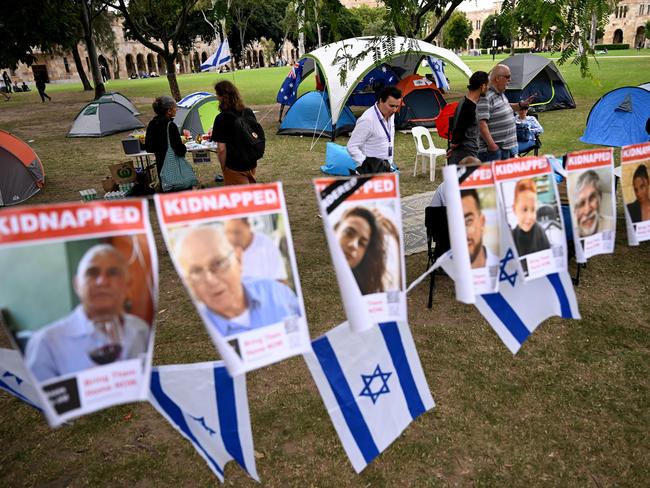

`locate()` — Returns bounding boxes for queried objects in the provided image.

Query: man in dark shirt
[447,71,489,166]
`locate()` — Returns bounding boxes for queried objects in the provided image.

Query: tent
[500,54,576,112]
[278,91,357,138]
[639,82,650,91]
[276,37,472,135]
[394,74,447,129]
[174,92,219,137]
[67,98,144,137]
[580,86,650,147]
[100,92,140,115]
[0,129,45,205]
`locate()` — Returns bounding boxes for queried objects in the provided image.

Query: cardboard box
[109,161,137,184]
[102,176,116,192]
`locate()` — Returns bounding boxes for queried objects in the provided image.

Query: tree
[380,0,465,43]
[443,11,472,50]
[514,0,564,49]
[106,0,215,101]
[645,20,650,41]
[348,6,395,36]
[78,0,110,99]
[479,14,510,50]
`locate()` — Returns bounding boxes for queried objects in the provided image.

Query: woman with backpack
[211,80,265,185]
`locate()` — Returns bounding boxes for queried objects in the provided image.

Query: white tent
[298,37,473,128]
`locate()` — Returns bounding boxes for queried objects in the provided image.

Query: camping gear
[174,92,219,138]
[346,64,401,107]
[278,91,356,138]
[580,86,650,147]
[0,129,45,206]
[275,37,472,137]
[68,98,144,137]
[100,92,140,115]
[320,142,357,176]
[395,74,447,129]
[639,82,650,91]
[499,54,576,113]
[160,122,197,192]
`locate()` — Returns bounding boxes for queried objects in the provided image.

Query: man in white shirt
[224,218,288,281]
[347,86,402,174]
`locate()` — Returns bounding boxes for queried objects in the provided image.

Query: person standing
[211,80,261,185]
[2,71,12,93]
[347,86,402,174]
[446,71,489,165]
[477,64,534,162]
[34,71,51,102]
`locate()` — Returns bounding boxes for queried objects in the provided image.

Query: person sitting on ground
[12,82,22,92]
[20,81,30,91]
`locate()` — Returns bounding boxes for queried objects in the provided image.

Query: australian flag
[304,321,434,473]
[276,59,306,106]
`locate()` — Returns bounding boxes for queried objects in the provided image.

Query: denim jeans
[478,147,518,162]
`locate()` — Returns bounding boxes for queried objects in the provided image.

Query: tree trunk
[165,57,181,101]
[589,11,597,49]
[79,1,105,100]
[72,43,93,91]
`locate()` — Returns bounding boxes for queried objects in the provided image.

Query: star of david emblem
[499,248,518,286]
[359,365,392,404]
[2,371,23,385]
[188,414,216,436]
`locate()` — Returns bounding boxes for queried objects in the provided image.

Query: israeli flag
[436,246,580,354]
[149,362,258,482]
[304,321,434,473]
[0,348,41,410]
[201,38,231,71]
[426,56,450,91]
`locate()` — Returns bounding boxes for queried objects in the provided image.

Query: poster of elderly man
[0,200,157,427]
[154,183,309,376]
[566,148,616,262]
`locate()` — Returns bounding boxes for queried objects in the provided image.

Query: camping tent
[174,92,219,137]
[0,129,45,205]
[101,92,140,115]
[580,86,650,147]
[276,37,472,134]
[67,98,144,137]
[500,54,576,112]
[394,74,447,129]
[639,82,650,91]
[278,91,356,138]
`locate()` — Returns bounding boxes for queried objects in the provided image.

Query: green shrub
[595,43,630,50]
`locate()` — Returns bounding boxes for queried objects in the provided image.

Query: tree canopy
[443,11,472,50]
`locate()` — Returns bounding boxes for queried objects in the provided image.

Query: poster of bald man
[0,200,157,427]
[154,183,309,376]
[565,148,616,262]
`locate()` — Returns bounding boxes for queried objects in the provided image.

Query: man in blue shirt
[177,226,300,338]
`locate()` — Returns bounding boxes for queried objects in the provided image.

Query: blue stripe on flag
[312,336,380,464]
[379,322,426,420]
[150,371,224,477]
[213,367,247,473]
[482,292,530,344]
[0,378,40,410]
[546,273,572,318]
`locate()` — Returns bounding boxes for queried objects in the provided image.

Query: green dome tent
[174,92,219,137]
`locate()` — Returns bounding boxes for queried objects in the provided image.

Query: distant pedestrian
[100,64,108,83]
[2,71,12,93]
[35,71,51,102]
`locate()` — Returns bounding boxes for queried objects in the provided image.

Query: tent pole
[278,104,285,122]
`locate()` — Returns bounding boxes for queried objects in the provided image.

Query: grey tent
[499,54,576,113]
[174,92,219,137]
[639,82,650,91]
[67,97,144,137]
[0,129,45,206]
[100,92,140,115]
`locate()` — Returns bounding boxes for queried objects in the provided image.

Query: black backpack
[230,108,265,164]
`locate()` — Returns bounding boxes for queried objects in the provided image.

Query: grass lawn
[0,52,649,486]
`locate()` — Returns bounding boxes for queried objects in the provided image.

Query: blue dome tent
[580,86,650,147]
[277,91,357,138]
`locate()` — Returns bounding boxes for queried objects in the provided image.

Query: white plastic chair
[411,126,446,182]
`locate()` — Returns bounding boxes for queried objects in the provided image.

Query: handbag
[160,122,198,192]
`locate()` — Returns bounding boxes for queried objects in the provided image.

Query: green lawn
[0,53,649,486]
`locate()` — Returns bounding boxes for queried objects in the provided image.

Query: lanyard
[373,104,392,157]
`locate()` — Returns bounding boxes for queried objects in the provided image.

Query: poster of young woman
[493,157,567,281]
[565,148,616,261]
[620,142,650,245]
[314,174,406,332]
[0,200,157,427]
[154,183,310,376]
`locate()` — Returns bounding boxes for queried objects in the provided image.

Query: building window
[640,4,644,15]
[63,57,70,73]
